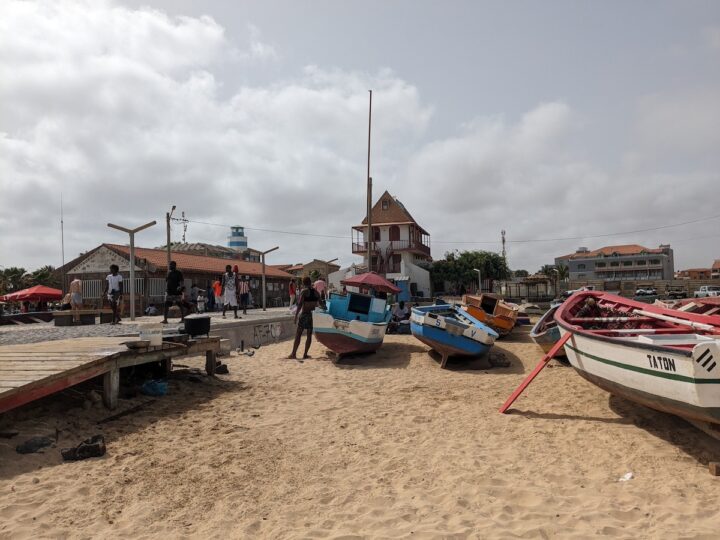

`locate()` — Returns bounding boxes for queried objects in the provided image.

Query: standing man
[162,260,186,324]
[238,275,250,315]
[190,283,199,311]
[221,265,239,319]
[102,264,123,324]
[69,276,83,323]
[314,275,327,300]
[288,277,319,360]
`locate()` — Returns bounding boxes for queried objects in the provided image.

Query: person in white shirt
[69,277,83,323]
[392,301,409,321]
[103,264,123,324]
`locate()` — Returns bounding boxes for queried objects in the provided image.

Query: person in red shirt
[289,280,297,306]
[212,279,222,312]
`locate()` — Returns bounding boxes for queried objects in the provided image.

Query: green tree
[0,267,29,295]
[513,269,529,278]
[539,264,556,276]
[30,265,61,288]
[555,263,569,281]
[308,269,321,282]
[431,250,510,292]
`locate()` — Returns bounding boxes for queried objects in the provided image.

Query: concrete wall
[210,315,295,349]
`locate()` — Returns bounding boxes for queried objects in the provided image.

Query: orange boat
[462,294,518,337]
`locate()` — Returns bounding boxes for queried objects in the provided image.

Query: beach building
[555,244,674,282]
[343,190,432,300]
[281,260,341,281]
[158,242,262,262]
[60,244,292,313]
[676,268,713,280]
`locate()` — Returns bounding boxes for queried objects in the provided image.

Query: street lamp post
[107,220,157,321]
[261,246,279,311]
[473,268,482,294]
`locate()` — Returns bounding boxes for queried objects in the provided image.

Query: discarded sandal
[61,435,106,461]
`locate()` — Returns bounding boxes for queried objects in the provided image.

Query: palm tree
[539,264,555,277]
[556,263,569,282]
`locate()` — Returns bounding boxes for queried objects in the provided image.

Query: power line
[174,212,720,246]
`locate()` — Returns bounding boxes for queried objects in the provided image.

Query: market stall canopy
[0,285,63,302]
[340,272,401,294]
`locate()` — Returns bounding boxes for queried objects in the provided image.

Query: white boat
[555,291,720,427]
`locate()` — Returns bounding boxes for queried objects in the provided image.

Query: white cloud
[0,0,431,270]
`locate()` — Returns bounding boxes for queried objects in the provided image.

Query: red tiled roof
[355,190,429,234]
[557,244,665,260]
[713,260,720,270]
[106,244,292,279]
[285,264,305,272]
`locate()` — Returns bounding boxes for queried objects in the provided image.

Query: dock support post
[205,350,216,376]
[103,367,120,410]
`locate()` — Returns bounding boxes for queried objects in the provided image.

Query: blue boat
[410,303,499,368]
[312,292,392,357]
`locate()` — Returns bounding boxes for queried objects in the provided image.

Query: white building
[340,190,432,299]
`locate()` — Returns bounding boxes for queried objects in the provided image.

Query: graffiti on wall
[253,322,283,347]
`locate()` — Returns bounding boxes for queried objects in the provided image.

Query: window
[623,261,632,266]
[610,261,620,267]
[650,259,660,265]
[636,260,646,266]
[389,225,400,241]
[373,227,380,241]
[382,200,389,210]
[596,262,606,268]
[577,264,586,270]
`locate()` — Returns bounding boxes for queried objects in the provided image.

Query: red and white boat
[555,291,720,428]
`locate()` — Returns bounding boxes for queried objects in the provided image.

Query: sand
[1,330,719,539]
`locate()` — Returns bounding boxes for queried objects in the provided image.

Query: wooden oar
[499,332,572,414]
[634,309,715,332]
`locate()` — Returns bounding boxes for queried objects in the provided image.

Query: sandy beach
[1,330,719,539]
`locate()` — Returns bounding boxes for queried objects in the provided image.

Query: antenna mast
[501,229,506,261]
[61,193,66,291]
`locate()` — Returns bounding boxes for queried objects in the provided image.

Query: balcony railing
[352,240,430,256]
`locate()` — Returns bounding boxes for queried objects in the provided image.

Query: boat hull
[464,305,515,336]
[529,307,566,358]
[312,311,387,356]
[558,326,720,425]
[410,322,491,359]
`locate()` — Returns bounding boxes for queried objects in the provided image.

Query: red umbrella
[0,285,63,302]
[340,272,401,294]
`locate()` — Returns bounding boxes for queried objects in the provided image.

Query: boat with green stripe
[555,291,720,426]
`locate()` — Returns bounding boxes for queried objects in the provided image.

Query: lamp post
[261,246,279,311]
[166,205,176,270]
[474,268,482,294]
[107,220,157,321]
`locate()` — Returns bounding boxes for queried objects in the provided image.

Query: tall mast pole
[61,193,66,291]
[366,90,373,272]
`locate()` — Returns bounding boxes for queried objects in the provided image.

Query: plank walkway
[0,336,220,414]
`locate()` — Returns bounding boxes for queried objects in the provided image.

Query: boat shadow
[0,369,248,481]
[426,349,526,374]
[607,394,720,465]
[333,342,426,369]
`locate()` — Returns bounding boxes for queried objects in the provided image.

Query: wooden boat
[462,294,518,337]
[312,291,391,356]
[410,302,498,368]
[555,291,720,427]
[529,306,566,359]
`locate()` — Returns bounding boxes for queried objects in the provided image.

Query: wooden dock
[0,336,220,414]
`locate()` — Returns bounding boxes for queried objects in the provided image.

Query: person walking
[221,265,239,319]
[212,279,222,312]
[102,264,123,324]
[162,261,186,324]
[288,277,319,360]
[238,274,250,315]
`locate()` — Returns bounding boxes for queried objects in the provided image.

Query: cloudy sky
[2,0,720,273]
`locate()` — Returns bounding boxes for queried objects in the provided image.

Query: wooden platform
[0,336,220,414]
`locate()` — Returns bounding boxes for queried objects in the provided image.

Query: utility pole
[107,220,157,321]
[366,89,373,273]
[166,205,176,271]
[261,246,279,311]
[60,193,66,292]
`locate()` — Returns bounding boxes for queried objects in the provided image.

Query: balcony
[352,239,430,256]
